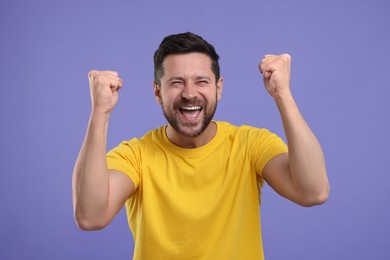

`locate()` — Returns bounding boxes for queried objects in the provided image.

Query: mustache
[173,98,206,109]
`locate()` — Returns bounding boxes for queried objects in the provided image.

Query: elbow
[302,192,329,207]
[75,220,104,231]
[74,212,108,231]
[297,185,330,207]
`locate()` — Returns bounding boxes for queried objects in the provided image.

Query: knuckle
[95,73,106,81]
[94,74,102,82]
[88,70,97,77]
[281,53,291,61]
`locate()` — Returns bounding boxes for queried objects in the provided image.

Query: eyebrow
[166,76,211,83]
[194,76,211,81]
[167,77,185,83]
[167,76,211,82]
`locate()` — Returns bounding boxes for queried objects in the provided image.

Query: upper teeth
[181,106,201,111]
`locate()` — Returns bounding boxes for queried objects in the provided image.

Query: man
[73,32,329,259]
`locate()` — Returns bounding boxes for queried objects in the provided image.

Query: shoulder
[120,125,166,146]
[216,121,275,139]
[107,126,166,155]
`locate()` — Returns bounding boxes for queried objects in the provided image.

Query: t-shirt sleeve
[106,138,141,189]
[250,128,288,180]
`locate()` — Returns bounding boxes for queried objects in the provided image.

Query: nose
[181,83,198,100]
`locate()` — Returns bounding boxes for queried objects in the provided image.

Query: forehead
[162,53,214,80]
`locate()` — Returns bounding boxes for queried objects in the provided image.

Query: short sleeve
[250,129,288,179]
[106,138,142,189]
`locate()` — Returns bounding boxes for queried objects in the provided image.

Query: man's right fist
[88,70,123,114]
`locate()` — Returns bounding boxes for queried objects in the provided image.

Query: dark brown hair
[153,32,220,85]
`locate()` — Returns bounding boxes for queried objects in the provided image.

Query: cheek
[207,90,219,103]
[160,92,177,107]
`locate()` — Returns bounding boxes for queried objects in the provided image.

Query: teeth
[181,106,201,111]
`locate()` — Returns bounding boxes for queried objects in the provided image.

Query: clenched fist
[259,54,291,99]
[88,70,123,114]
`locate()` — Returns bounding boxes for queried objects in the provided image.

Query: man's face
[153,53,223,138]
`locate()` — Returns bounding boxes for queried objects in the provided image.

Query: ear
[153,81,162,104]
[216,77,223,101]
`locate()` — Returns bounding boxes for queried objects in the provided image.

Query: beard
[160,94,218,138]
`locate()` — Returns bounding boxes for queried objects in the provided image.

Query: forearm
[72,112,111,228]
[275,92,329,205]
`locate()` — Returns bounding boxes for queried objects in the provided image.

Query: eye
[171,81,183,87]
[197,80,209,86]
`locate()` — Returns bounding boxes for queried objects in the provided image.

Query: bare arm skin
[72,70,135,230]
[259,54,330,207]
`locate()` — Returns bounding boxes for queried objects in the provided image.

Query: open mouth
[179,106,202,120]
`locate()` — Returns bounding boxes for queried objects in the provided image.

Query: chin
[177,124,204,138]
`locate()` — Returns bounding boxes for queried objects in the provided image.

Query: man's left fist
[259,54,291,99]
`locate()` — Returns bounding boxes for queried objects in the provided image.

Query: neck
[166,121,217,148]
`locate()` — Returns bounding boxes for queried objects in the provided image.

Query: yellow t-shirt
[107,121,288,260]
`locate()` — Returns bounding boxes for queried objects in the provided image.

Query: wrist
[90,108,111,125]
[272,89,293,104]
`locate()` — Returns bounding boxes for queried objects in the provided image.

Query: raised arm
[259,54,330,207]
[72,70,134,230]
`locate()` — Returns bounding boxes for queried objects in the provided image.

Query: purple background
[1,0,389,259]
